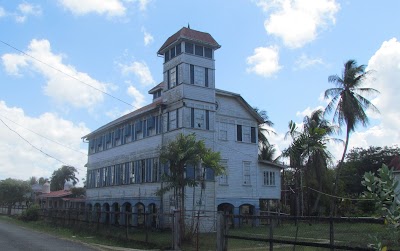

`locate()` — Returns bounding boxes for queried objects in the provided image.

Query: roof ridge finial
[187,23,190,29]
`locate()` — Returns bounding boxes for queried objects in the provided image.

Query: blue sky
[1,0,399,184]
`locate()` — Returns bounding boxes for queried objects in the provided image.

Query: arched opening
[148,203,158,228]
[122,202,132,226]
[103,203,110,224]
[217,203,234,226]
[111,203,120,225]
[94,203,101,222]
[86,204,93,221]
[239,204,255,226]
[134,202,145,227]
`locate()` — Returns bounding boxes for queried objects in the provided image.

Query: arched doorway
[86,204,93,221]
[134,202,145,227]
[94,203,101,223]
[122,202,132,226]
[239,204,255,226]
[217,203,234,226]
[148,203,157,228]
[103,203,110,224]
[111,203,120,225]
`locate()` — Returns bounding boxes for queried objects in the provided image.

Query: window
[152,158,159,182]
[237,125,242,141]
[170,67,176,87]
[176,43,181,55]
[164,51,170,62]
[237,125,257,144]
[130,162,136,183]
[191,108,209,130]
[219,160,228,185]
[195,45,203,56]
[170,46,175,58]
[194,66,205,86]
[168,110,177,130]
[263,171,276,186]
[204,47,212,58]
[185,42,193,54]
[219,123,228,140]
[243,161,251,185]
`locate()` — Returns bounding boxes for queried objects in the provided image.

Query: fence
[217,213,399,251]
[0,205,27,215]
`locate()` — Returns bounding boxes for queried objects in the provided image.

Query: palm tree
[254,107,276,160]
[324,59,379,214]
[156,133,224,243]
[282,109,337,215]
[50,165,79,191]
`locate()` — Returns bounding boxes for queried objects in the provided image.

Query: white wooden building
[82,27,284,229]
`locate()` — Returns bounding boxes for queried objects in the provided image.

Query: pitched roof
[157,27,220,54]
[148,82,164,94]
[82,99,163,139]
[216,89,264,124]
[39,190,72,198]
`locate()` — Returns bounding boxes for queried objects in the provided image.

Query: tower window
[195,45,203,56]
[204,47,212,59]
[185,42,194,54]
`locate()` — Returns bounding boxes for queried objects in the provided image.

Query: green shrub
[20,204,40,221]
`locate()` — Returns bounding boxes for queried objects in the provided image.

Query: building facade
[82,27,284,229]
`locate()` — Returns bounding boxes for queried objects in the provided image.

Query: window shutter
[251,127,256,143]
[191,108,194,128]
[125,124,131,136]
[147,116,155,128]
[176,66,179,85]
[190,65,194,84]
[206,110,210,130]
[115,128,121,139]
[135,121,142,132]
[205,68,209,87]
[237,125,242,141]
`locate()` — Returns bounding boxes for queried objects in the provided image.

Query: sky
[1,0,399,185]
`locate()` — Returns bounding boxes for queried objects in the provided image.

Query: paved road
[0,220,99,251]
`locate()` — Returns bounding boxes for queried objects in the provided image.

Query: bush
[20,204,40,221]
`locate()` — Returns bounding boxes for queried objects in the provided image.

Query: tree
[324,59,379,215]
[0,178,31,215]
[282,109,337,215]
[50,165,79,191]
[341,146,400,195]
[254,107,277,161]
[156,133,224,242]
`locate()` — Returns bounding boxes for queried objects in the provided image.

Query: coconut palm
[254,107,276,160]
[324,59,379,214]
[282,109,337,215]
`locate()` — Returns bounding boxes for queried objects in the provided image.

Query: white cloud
[255,0,340,48]
[294,53,324,70]
[142,28,154,46]
[1,39,110,109]
[0,6,6,17]
[105,83,146,120]
[0,101,90,184]
[127,85,145,109]
[15,3,42,23]
[59,0,126,17]
[246,46,282,77]
[123,0,151,11]
[295,105,325,118]
[120,61,155,86]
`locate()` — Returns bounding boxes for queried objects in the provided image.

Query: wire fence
[223,215,399,251]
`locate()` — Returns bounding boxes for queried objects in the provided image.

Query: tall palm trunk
[330,128,350,216]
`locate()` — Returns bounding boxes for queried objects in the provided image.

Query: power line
[0,39,134,108]
[0,114,87,157]
[0,118,85,172]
